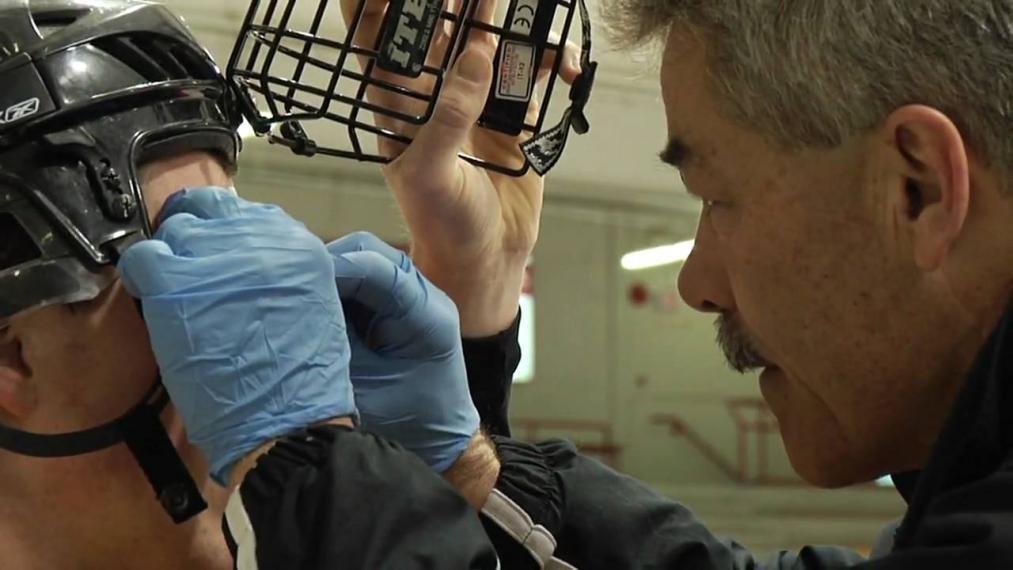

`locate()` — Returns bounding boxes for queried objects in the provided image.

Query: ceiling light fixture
[621,240,695,271]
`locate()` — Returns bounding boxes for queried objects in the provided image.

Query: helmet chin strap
[0,382,208,524]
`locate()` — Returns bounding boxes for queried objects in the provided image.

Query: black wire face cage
[227,0,596,177]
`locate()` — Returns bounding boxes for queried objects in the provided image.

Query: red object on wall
[628,282,650,306]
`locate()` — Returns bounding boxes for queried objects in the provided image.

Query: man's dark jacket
[222,312,1013,568]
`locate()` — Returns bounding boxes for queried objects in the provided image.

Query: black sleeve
[458,313,876,568]
[457,312,864,568]
[483,437,869,570]
[543,439,870,569]
[463,310,522,437]
[222,425,499,570]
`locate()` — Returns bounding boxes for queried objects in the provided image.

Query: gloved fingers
[337,250,462,354]
[326,231,411,273]
[333,250,422,318]
[335,250,449,349]
[155,201,311,261]
[343,312,368,353]
[342,299,378,354]
[153,211,208,257]
[118,239,185,298]
[159,186,245,224]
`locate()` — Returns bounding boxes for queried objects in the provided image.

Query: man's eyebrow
[658,136,693,168]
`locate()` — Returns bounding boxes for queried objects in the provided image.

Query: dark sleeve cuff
[479,435,565,569]
[226,425,498,569]
[491,435,564,535]
[463,309,523,437]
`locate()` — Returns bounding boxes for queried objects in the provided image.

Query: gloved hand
[118,188,355,485]
[328,232,479,473]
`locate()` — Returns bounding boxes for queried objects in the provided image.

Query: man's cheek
[732,263,804,355]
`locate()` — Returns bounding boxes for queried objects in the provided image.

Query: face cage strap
[0,382,207,523]
[518,0,595,175]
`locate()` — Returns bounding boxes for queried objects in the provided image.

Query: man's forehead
[659,34,706,114]
[657,32,724,171]
[659,74,704,167]
[660,27,706,72]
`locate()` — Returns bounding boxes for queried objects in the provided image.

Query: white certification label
[496,40,536,102]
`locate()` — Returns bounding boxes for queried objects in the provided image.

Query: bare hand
[341,0,581,336]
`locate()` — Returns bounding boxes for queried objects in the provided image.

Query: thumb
[334,251,437,349]
[117,239,179,298]
[396,48,492,182]
[159,187,242,225]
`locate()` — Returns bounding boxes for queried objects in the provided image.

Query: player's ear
[0,356,36,421]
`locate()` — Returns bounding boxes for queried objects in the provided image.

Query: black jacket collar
[891,311,1013,548]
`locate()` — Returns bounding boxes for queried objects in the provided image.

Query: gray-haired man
[323,1,1013,567]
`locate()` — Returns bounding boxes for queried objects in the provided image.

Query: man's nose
[677,228,734,314]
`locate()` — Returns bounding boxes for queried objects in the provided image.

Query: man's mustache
[715,313,772,373]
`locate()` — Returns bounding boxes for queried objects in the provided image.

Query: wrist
[444,431,501,509]
[412,249,527,337]
[226,416,355,488]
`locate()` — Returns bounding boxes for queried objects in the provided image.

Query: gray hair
[606,1,1013,180]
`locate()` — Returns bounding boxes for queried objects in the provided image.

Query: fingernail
[456,49,489,83]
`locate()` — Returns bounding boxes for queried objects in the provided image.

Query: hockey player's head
[0,1,241,564]
[0,0,239,327]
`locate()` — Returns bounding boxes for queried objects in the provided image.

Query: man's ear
[885,105,970,271]
[0,366,36,421]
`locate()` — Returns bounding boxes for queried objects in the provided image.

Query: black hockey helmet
[0,0,242,523]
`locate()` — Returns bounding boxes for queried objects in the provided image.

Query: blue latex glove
[328,232,479,473]
[118,188,355,485]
